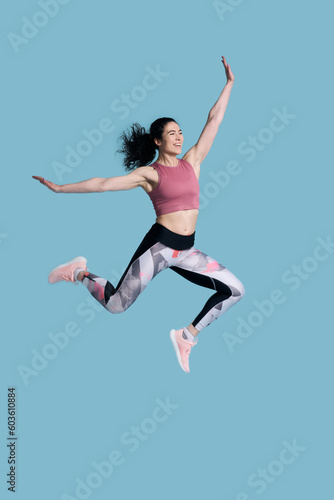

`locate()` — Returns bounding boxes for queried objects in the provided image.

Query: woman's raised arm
[184,56,235,167]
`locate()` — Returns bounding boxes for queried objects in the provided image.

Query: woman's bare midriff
[156,210,198,235]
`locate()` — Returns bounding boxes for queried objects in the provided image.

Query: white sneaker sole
[48,256,87,283]
[169,329,188,373]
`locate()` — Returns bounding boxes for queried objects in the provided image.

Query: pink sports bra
[147,159,199,217]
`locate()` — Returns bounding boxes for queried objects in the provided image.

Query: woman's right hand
[221,56,235,83]
[32,176,61,193]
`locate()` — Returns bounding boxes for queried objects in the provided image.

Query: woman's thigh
[170,247,245,297]
[108,240,174,313]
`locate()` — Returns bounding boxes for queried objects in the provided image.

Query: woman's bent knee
[106,302,128,314]
[238,282,246,299]
[231,280,245,300]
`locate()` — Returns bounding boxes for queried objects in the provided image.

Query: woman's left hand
[221,56,235,83]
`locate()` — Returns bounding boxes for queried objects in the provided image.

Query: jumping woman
[33,56,245,373]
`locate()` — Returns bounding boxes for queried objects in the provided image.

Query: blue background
[1,1,333,499]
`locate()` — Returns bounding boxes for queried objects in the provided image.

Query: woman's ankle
[76,270,87,282]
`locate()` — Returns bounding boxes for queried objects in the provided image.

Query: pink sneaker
[48,256,88,285]
[169,328,198,373]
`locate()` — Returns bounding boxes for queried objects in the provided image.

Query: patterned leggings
[81,222,245,332]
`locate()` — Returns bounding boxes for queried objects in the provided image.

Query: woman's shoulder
[136,163,159,178]
[180,155,200,180]
[135,165,159,193]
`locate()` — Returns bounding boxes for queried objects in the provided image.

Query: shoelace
[185,344,192,354]
[62,273,79,286]
[184,337,198,353]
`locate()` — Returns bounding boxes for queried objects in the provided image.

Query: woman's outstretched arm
[32,175,107,193]
[184,56,235,167]
[32,168,148,193]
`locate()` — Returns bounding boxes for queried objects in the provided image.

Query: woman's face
[155,122,184,154]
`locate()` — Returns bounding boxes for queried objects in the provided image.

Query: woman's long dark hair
[116,117,177,171]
